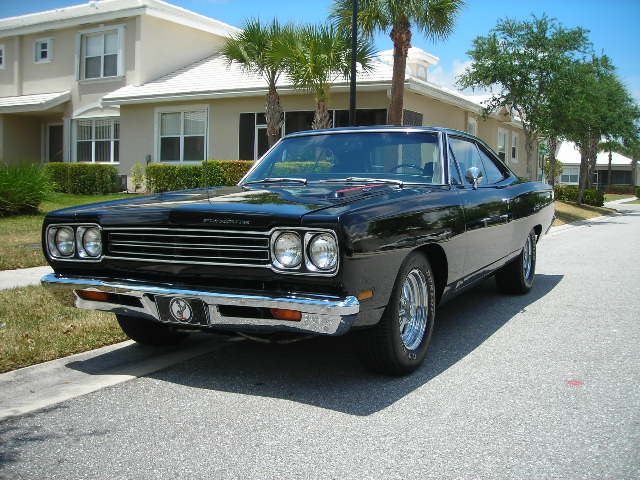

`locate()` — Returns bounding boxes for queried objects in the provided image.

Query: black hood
[48,183,406,229]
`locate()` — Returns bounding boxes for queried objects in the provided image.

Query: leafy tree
[221,19,293,148]
[275,24,375,129]
[332,0,464,125]
[457,15,591,180]
[560,56,639,201]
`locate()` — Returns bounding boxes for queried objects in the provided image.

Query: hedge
[0,164,51,216]
[636,186,640,199]
[146,160,254,193]
[44,163,120,194]
[602,185,636,195]
[553,185,604,207]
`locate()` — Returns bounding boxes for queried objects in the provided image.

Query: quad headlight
[273,231,302,269]
[308,233,338,271]
[270,228,338,275]
[46,224,102,260]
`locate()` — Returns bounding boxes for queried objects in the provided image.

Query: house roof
[0,0,240,38]
[0,91,70,113]
[557,141,634,167]
[102,52,495,119]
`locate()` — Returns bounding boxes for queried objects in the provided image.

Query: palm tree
[332,0,464,125]
[221,19,292,148]
[598,139,624,191]
[275,24,375,130]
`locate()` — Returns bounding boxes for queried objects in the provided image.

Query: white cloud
[428,59,473,91]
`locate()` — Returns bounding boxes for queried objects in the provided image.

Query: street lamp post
[349,0,358,126]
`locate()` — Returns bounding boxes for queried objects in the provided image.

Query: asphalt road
[2,204,639,479]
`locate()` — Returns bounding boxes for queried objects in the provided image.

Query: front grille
[104,227,271,267]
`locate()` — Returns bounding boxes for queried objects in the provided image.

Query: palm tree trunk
[388,19,411,126]
[265,82,283,147]
[607,149,612,192]
[312,99,332,130]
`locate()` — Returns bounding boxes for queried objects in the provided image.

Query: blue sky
[2,0,639,100]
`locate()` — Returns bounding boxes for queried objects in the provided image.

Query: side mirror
[465,166,483,189]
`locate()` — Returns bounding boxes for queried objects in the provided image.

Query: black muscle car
[42,126,554,375]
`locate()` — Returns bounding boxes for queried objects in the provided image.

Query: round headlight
[308,233,338,270]
[82,227,102,257]
[55,227,75,257]
[273,232,302,268]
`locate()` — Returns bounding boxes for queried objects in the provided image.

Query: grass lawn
[0,285,127,373]
[0,192,134,270]
[553,200,617,226]
[604,193,636,202]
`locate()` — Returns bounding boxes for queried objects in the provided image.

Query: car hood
[49,183,413,229]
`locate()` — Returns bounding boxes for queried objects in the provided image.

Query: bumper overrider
[41,273,360,336]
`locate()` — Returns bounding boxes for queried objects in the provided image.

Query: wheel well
[415,243,447,305]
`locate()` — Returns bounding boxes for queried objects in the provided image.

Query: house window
[511,132,519,163]
[75,118,120,163]
[79,27,122,79]
[35,38,53,63]
[0,45,5,69]
[467,117,477,137]
[497,128,508,161]
[560,166,579,184]
[158,109,207,162]
[402,110,423,126]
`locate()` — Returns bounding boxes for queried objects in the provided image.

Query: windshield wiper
[319,177,405,187]
[244,177,308,186]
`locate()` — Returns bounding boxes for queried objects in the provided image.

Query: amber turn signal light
[357,289,374,301]
[76,290,110,302]
[270,308,302,321]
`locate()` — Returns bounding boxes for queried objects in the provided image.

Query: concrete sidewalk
[0,265,52,290]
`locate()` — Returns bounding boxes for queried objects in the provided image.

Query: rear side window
[448,137,487,186]
[476,144,507,184]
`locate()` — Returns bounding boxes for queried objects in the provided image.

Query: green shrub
[0,164,51,216]
[44,163,120,194]
[554,185,604,207]
[130,162,146,193]
[145,164,202,193]
[146,160,255,193]
[636,186,640,199]
[202,160,254,187]
[269,161,332,176]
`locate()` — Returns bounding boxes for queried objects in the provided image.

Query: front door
[48,124,63,162]
[448,135,513,276]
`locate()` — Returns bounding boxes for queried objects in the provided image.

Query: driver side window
[448,137,486,186]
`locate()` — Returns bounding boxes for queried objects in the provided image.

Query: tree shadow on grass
[127,273,563,416]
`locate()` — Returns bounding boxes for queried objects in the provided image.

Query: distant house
[556,141,639,187]
[0,0,538,185]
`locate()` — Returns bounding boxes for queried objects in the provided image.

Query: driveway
[1,204,639,479]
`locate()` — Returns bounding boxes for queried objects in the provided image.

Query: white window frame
[34,37,53,64]
[75,25,124,81]
[497,128,508,161]
[73,117,120,163]
[0,44,5,69]
[467,117,477,137]
[154,105,209,163]
[560,166,579,184]
[511,132,519,163]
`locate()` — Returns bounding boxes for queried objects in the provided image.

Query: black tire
[356,252,436,376]
[495,229,537,294]
[116,315,189,346]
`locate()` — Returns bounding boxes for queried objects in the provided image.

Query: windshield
[242,131,444,185]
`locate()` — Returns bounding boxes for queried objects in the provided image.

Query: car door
[448,135,512,277]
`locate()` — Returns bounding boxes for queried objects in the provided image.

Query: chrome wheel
[398,268,430,350]
[523,234,533,280]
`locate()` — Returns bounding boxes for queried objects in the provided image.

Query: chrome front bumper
[41,273,359,336]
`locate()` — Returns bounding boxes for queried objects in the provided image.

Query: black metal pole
[349,0,358,126]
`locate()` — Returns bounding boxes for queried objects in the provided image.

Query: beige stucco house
[0,0,238,167]
[0,0,538,185]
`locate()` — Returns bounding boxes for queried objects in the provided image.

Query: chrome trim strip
[103,256,270,268]
[109,242,268,251]
[42,273,359,335]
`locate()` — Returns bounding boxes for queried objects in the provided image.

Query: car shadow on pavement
[128,273,562,416]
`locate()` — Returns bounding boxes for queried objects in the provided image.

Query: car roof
[284,125,470,138]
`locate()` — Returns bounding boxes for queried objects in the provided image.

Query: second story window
[79,27,122,80]
[0,45,5,69]
[35,38,53,63]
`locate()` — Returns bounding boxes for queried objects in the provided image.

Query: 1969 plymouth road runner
[42,126,554,375]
